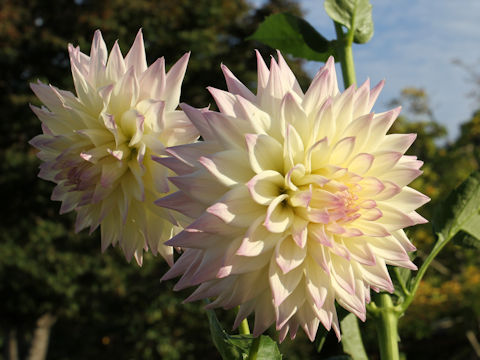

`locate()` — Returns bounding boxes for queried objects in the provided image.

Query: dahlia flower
[30,30,198,265]
[158,52,429,341]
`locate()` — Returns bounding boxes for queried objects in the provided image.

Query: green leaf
[206,308,248,359]
[248,13,335,62]
[340,313,368,360]
[324,0,374,44]
[432,171,480,243]
[247,336,282,360]
[316,307,364,357]
[206,308,282,360]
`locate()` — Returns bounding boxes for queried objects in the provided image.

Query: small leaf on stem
[324,0,374,44]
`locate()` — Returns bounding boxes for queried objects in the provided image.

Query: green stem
[239,317,251,335]
[247,336,261,360]
[374,294,400,360]
[236,306,250,335]
[334,21,356,88]
[400,233,448,312]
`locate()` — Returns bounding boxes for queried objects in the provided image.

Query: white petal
[124,30,148,77]
[330,136,356,165]
[155,191,205,218]
[284,124,305,170]
[139,57,166,100]
[276,287,305,329]
[345,239,376,266]
[381,167,423,188]
[207,185,265,227]
[307,241,331,274]
[332,85,355,135]
[269,257,303,306]
[105,41,126,82]
[255,50,270,92]
[199,150,253,187]
[305,257,329,309]
[276,50,303,97]
[377,133,416,153]
[205,111,252,149]
[303,56,338,115]
[169,168,228,204]
[164,52,190,111]
[330,254,356,295]
[221,63,256,102]
[348,153,374,174]
[369,151,402,174]
[341,113,374,152]
[391,229,416,252]
[245,133,284,174]
[353,258,393,293]
[275,236,307,274]
[237,217,283,256]
[368,236,411,263]
[281,92,308,143]
[235,95,272,135]
[208,87,237,116]
[264,194,294,233]
[368,107,401,149]
[247,170,284,205]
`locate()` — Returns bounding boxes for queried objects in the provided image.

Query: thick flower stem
[236,306,251,335]
[247,336,261,360]
[374,293,401,360]
[334,21,356,89]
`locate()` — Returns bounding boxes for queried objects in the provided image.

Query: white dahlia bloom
[158,52,429,341]
[30,30,198,265]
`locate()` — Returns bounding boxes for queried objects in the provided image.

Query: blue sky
[251,0,480,139]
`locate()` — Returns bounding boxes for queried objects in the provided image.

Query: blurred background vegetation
[1,0,480,359]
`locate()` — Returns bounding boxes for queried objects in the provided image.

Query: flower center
[282,168,362,227]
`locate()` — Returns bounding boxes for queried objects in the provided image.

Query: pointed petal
[125,29,148,77]
[164,52,190,111]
